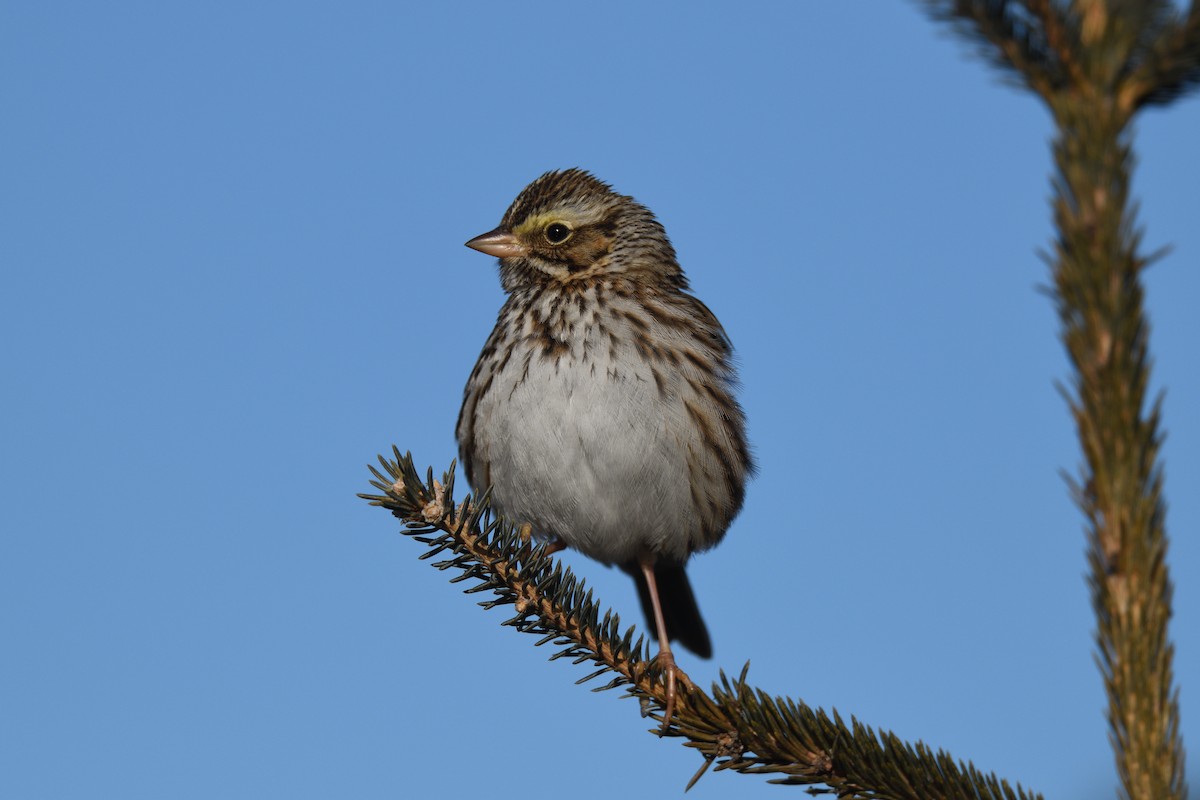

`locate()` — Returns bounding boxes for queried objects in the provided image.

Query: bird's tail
[624,562,713,659]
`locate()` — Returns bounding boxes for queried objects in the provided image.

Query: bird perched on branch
[457,169,751,727]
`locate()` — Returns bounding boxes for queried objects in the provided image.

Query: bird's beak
[465,228,527,258]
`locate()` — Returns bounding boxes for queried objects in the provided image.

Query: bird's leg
[518,523,568,557]
[639,555,690,732]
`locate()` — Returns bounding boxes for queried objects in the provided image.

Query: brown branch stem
[361,452,1042,799]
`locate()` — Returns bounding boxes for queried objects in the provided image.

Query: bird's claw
[652,650,691,733]
[519,524,568,557]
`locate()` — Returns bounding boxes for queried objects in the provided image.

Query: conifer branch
[1047,98,1185,800]
[922,3,1188,799]
[361,450,1042,799]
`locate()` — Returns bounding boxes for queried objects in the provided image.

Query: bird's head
[466,169,685,292]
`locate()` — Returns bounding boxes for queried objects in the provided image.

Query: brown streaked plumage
[457,169,752,728]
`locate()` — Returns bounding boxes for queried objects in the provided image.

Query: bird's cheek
[570,235,613,271]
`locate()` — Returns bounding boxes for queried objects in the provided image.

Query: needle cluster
[361,450,1041,798]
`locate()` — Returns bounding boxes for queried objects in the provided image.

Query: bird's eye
[544,222,572,244]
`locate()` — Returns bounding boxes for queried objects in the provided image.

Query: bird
[456,169,751,727]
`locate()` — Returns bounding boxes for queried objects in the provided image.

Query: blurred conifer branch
[361,450,1041,798]
[923,2,1190,799]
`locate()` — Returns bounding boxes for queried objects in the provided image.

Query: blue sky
[2,3,1197,799]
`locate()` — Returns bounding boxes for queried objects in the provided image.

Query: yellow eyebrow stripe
[512,212,579,238]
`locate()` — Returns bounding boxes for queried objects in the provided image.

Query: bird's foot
[517,524,567,557]
[651,650,693,733]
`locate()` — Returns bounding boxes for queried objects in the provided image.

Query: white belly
[474,349,700,564]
